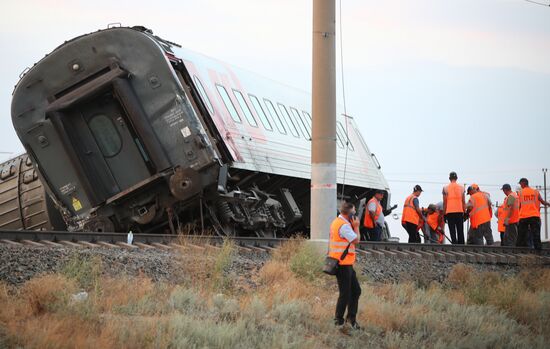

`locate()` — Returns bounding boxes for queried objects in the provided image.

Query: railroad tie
[116,242,139,250]
[134,242,154,249]
[0,239,22,246]
[77,241,101,248]
[151,242,172,250]
[40,240,64,248]
[97,241,120,249]
[59,240,82,248]
[21,239,44,247]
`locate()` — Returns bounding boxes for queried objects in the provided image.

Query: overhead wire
[338,0,350,200]
[524,0,550,7]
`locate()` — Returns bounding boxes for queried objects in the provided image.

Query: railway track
[0,229,549,265]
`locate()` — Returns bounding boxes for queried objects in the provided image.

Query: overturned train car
[11,26,392,237]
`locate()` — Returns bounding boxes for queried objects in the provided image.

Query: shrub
[211,240,236,291]
[61,253,102,291]
[20,274,77,315]
[288,242,323,282]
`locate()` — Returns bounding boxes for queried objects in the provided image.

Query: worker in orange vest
[499,184,519,246]
[362,190,384,241]
[426,204,444,244]
[516,178,550,250]
[442,171,466,244]
[402,185,423,243]
[329,201,361,329]
[496,203,507,245]
[466,184,493,245]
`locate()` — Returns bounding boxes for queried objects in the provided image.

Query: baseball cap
[519,178,529,185]
[501,184,511,191]
[413,185,423,192]
[375,189,385,195]
[466,186,473,194]
[471,183,479,191]
[449,171,458,179]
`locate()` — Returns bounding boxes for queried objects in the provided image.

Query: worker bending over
[516,178,550,250]
[402,185,423,243]
[426,204,445,244]
[466,184,493,245]
[362,190,385,241]
[442,172,466,244]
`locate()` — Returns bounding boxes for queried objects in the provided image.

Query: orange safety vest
[503,192,519,224]
[497,205,506,233]
[469,192,491,229]
[363,197,382,229]
[444,182,464,214]
[518,187,540,219]
[427,211,440,231]
[328,216,356,266]
[402,194,420,225]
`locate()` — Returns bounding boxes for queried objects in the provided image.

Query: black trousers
[335,265,361,324]
[445,213,465,244]
[517,217,542,250]
[403,222,421,243]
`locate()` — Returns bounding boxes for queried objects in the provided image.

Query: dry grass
[0,244,549,348]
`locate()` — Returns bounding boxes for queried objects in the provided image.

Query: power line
[524,0,550,7]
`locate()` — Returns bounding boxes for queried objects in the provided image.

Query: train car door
[83,93,151,192]
[62,92,152,201]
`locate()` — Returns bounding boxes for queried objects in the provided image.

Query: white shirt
[337,215,357,242]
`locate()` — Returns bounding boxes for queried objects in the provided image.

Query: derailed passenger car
[11,26,391,236]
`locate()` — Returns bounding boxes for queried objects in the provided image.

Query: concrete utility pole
[544,168,548,240]
[310,0,336,241]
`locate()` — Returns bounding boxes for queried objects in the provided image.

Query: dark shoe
[334,318,345,326]
[349,321,361,330]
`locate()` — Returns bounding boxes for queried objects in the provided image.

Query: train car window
[88,114,122,157]
[302,111,313,128]
[248,94,273,131]
[277,104,299,138]
[290,107,310,139]
[337,121,355,151]
[216,85,241,123]
[193,76,214,114]
[232,90,258,127]
[263,99,286,134]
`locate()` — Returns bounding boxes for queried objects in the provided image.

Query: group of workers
[398,172,550,249]
[326,171,549,330]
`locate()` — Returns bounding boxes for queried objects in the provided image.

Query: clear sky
[0,0,549,241]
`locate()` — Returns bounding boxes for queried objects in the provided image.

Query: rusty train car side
[0,154,65,231]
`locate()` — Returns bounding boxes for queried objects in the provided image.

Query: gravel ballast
[0,244,541,286]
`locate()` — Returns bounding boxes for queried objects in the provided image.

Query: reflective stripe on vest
[402,194,420,225]
[328,216,356,265]
[363,197,382,229]
[445,182,464,214]
[469,192,491,229]
[518,187,541,219]
[502,192,520,224]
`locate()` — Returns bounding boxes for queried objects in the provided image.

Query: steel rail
[0,229,547,257]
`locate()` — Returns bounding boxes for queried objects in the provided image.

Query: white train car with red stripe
[10,26,391,237]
